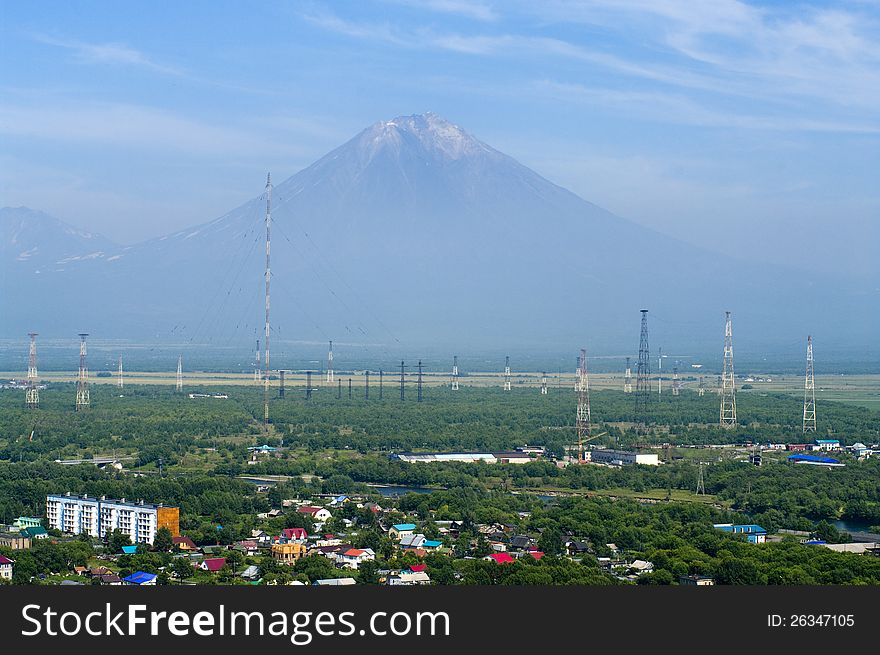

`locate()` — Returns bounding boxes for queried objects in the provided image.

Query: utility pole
[720,311,737,428]
[803,335,816,433]
[76,333,90,410]
[263,173,272,427]
[635,310,651,424]
[624,356,632,394]
[26,333,39,408]
[503,356,511,391]
[576,348,592,464]
[451,355,459,390]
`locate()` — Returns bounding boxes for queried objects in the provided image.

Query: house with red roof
[173,536,198,552]
[0,555,13,580]
[198,557,227,572]
[282,527,308,542]
[336,548,375,570]
[528,551,545,560]
[485,552,515,564]
[409,564,427,573]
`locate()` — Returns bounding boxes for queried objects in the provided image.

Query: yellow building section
[156,506,180,537]
[272,542,306,564]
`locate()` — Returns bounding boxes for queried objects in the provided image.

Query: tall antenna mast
[623,356,632,394]
[254,339,261,383]
[658,346,662,395]
[263,173,272,426]
[26,332,39,408]
[399,361,405,401]
[576,348,592,464]
[635,310,651,424]
[117,355,124,389]
[698,375,705,396]
[379,369,383,400]
[278,370,285,398]
[451,355,459,390]
[306,371,312,400]
[541,371,548,395]
[803,335,816,433]
[720,311,737,427]
[76,333,90,411]
[365,370,370,400]
[672,360,680,396]
[326,340,334,384]
[503,356,511,391]
[176,355,183,392]
[417,360,423,402]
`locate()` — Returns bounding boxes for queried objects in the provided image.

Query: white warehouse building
[45,493,179,545]
[590,449,660,466]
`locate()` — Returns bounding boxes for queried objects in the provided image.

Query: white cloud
[31,34,184,76]
[385,0,497,21]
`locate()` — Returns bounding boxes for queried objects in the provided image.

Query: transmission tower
[672,361,680,396]
[254,339,261,383]
[326,340,334,384]
[719,311,737,427]
[399,361,405,401]
[26,332,39,408]
[696,463,706,495]
[75,333,90,411]
[624,356,632,393]
[574,356,582,392]
[379,369,383,400]
[365,370,370,400]
[658,346,663,395]
[117,355,124,389]
[635,310,651,424]
[541,372,548,395]
[698,376,705,396]
[803,335,816,433]
[417,360,423,402]
[503,356,511,391]
[263,172,272,426]
[278,370,285,398]
[176,355,183,392]
[306,371,312,400]
[451,355,459,390]
[576,348,592,464]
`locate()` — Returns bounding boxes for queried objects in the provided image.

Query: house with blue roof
[389,523,417,540]
[121,545,138,554]
[423,539,443,550]
[123,571,157,585]
[713,523,767,544]
[20,526,48,540]
[788,454,844,467]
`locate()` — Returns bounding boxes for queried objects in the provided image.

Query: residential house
[527,551,545,561]
[281,527,308,542]
[272,542,307,564]
[399,534,427,550]
[240,565,261,581]
[485,553,515,564]
[423,539,442,550]
[386,570,431,585]
[96,573,123,585]
[173,536,198,552]
[123,571,157,585]
[714,523,768,544]
[234,540,260,556]
[508,535,532,551]
[20,526,48,540]
[313,577,357,586]
[0,555,13,579]
[815,439,841,452]
[0,533,30,550]
[336,548,375,570]
[679,575,715,586]
[389,523,417,540]
[297,506,332,522]
[199,557,227,572]
[330,495,349,506]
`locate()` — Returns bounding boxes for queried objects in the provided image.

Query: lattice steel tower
[576,348,592,464]
[698,376,705,396]
[803,335,816,433]
[672,361,680,396]
[417,361,423,402]
[720,311,737,428]
[176,355,183,392]
[541,372,548,395]
[503,356,511,391]
[399,361,405,401]
[451,355,459,390]
[635,310,651,423]
[624,356,632,394]
[26,332,39,408]
[326,340,334,384]
[254,339,261,383]
[117,355,124,389]
[263,173,272,426]
[75,333,90,410]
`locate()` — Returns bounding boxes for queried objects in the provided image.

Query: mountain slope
[2,114,875,354]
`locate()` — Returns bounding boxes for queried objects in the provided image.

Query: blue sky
[2,0,878,276]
